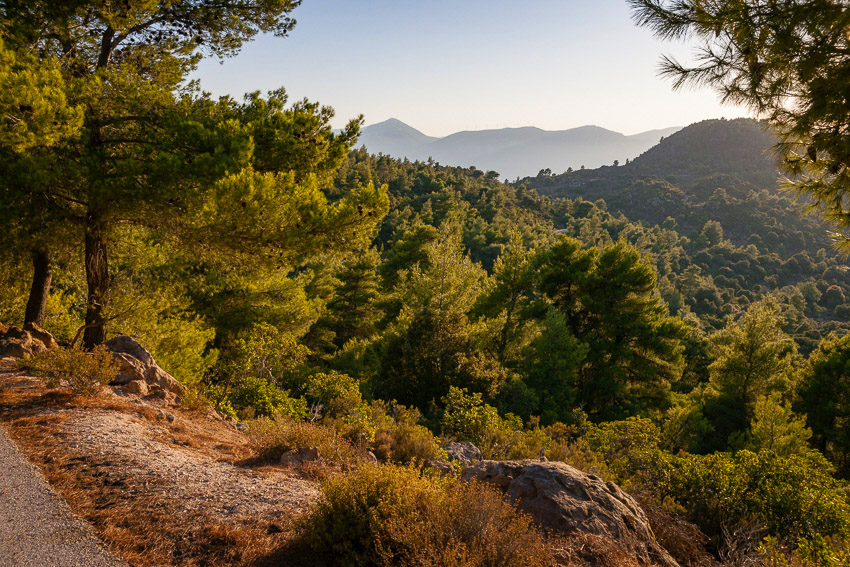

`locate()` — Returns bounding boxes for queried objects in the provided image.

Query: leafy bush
[304,371,363,418]
[372,405,446,464]
[24,345,117,396]
[584,417,674,492]
[672,450,850,545]
[300,464,551,566]
[440,386,514,445]
[228,375,307,419]
[246,414,360,468]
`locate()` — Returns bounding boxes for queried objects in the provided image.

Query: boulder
[280,447,321,466]
[0,326,50,359]
[105,336,156,368]
[444,441,483,465]
[124,380,149,396]
[23,322,58,350]
[145,366,185,396]
[105,336,185,404]
[111,353,147,384]
[462,460,678,567]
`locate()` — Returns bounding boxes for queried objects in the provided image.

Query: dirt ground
[0,358,320,566]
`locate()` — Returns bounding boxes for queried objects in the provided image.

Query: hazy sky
[191,0,751,137]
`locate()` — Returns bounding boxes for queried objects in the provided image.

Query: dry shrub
[246,414,361,468]
[633,492,717,567]
[22,345,117,395]
[300,464,552,567]
[372,405,446,464]
[548,532,642,567]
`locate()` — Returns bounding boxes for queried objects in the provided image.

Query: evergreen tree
[538,237,685,420]
[1,2,388,347]
[798,333,850,476]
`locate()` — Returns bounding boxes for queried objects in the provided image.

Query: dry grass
[0,361,318,566]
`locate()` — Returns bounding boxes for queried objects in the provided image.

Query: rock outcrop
[106,336,184,405]
[462,460,678,567]
[444,441,483,466]
[0,323,58,359]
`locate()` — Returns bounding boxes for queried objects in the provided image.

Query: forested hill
[519,118,829,254]
[336,120,850,352]
[523,118,779,196]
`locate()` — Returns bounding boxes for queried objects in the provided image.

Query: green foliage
[522,309,589,424]
[24,346,117,396]
[228,375,307,420]
[304,371,363,419]
[439,387,506,445]
[585,417,674,492]
[745,392,813,458]
[300,464,550,567]
[702,297,798,450]
[671,450,850,546]
[798,333,850,476]
[538,237,686,419]
[377,308,505,413]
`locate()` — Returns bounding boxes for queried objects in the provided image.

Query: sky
[191,0,751,137]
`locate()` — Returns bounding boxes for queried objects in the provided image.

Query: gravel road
[0,425,126,567]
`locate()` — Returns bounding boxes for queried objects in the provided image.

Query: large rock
[444,441,483,465]
[462,460,678,567]
[111,352,147,384]
[0,325,56,359]
[23,322,58,350]
[105,336,184,404]
[105,336,156,367]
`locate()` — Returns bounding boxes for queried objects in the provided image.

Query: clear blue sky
[192,0,750,137]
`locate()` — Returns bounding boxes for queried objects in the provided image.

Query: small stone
[166,413,176,423]
[124,380,149,396]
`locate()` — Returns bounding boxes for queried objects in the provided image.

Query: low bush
[23,345,117,396]
[228,375,308,419]
[671,449,850,546]
[300,464,552,566]
[246,414,360,468]
[372,405,446,464]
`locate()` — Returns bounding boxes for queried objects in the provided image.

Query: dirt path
[0,424,126,567]
[0,359,321,565]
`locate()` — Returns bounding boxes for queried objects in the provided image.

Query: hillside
[357,118,681,179]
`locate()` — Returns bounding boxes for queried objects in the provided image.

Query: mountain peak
[357,119,682,178]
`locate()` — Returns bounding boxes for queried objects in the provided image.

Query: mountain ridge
[356,118,682,179]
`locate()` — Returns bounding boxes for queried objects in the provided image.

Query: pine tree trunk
[82,220,108,349]
[24,249,52,326]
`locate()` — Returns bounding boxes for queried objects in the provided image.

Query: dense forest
[4,1,850,565]
[6,113,850,560]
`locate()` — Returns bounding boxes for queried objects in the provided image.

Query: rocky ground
[0,359,319,566]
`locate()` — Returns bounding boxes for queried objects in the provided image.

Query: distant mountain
[522,118,780,200]
[357,119,682,180]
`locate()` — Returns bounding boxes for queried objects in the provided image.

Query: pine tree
[1,2,388,347]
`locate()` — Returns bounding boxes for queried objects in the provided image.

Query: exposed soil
[0,358,319,566]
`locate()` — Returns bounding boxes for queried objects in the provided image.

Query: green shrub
[229,375,307,419]
[24,345,117,396]
[672,450,850,545]
[440,387,503,444]
[300,464,551,566]
[584,417,674,492]
[304,370,363,418]
[373,405,446,464]
[246,414,360,468]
